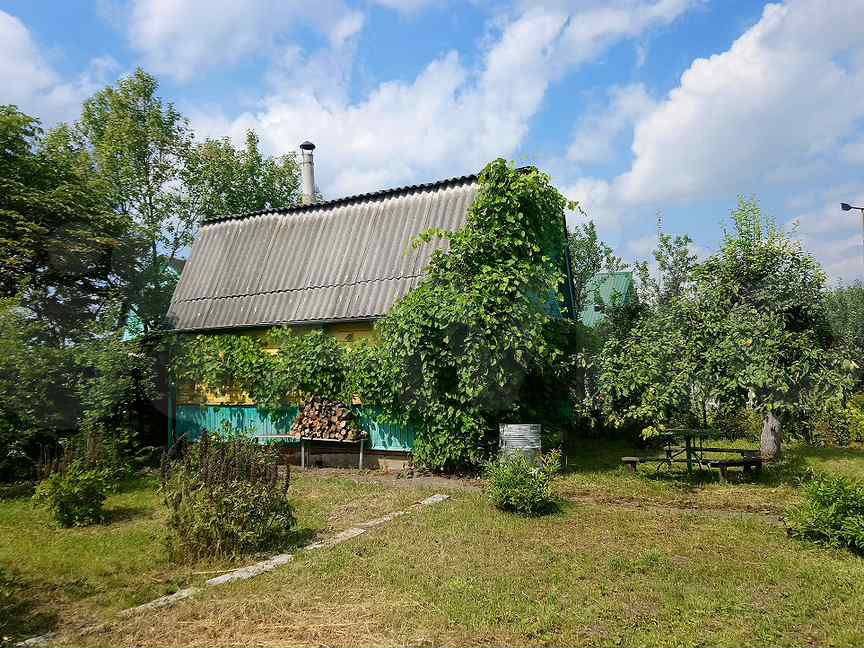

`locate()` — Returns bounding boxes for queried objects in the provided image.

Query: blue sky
[3,0,864,280]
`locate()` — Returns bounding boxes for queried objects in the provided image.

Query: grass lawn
[556,438,864,514]
[62,440,864,647]
[0,471,436,644]
[5,440,864,647]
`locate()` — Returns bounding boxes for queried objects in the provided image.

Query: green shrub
[161,432,295,562]
[848,398,864,444]
[0,482,34,500]
[807,400,864,447]
[32,461,108,527]
[787,472,864,554]
[483,449,561,516]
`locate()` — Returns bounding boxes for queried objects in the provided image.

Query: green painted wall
[173,404,414,452]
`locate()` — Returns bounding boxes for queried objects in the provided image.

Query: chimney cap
[300,141,315,151]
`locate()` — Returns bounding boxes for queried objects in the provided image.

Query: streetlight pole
[841,202,864,268]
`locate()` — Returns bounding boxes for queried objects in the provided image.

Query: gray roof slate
[166,174,479,331]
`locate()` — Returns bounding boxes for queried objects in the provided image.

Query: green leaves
[172,333,270,400]
[591,197,854,438]
[787,472,864,554]
[32,461,109,527]
[185,130,301,221]
[0,106,122,335]
[264,328,347,405]
[348,160,576,471]
[483,449,561,515]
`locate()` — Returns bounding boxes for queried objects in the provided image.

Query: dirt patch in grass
[305,468,483,492]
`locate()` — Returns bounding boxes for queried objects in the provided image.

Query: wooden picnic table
[637,429,762,477]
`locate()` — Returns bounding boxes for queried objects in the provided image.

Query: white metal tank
[499,423,542,462]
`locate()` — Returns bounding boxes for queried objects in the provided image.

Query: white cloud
[567,83,655,164]
[128,0,364,81]
[372,0,444,13]
[559,0,864,281]
[193,0,693,198]
[0,10,118,123]
[842,136,864,165]
[547,0,693,74]
[615,0,864,205]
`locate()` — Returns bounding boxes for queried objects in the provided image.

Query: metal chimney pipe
[300,141,316,205]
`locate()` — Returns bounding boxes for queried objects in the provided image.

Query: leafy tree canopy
[592,198,854,457]
[185,130,301,219]
[75,68,302,333]
[0,106,123,338]
[568,220,627,314]
[825,281,864,386]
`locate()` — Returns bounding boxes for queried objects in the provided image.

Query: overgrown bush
[787,472,864,554]
[0,301,81,482]
[160,432,294,562]
[484,449,562,516]
[32,460,108,527]
[76,335,159,472]
[850,399,864,444]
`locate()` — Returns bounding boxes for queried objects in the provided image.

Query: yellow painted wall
[176,320,377,406]
[325,320,377,344]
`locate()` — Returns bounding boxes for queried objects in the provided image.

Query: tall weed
[160,432,294,562]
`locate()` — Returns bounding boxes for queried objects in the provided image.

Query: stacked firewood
[290,396,366,442]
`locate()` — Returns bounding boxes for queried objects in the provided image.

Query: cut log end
[290,397,366,442]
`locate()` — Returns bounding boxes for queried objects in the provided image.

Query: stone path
[15,493,450,647]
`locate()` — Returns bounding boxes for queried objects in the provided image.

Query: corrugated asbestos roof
[579,271,635,327]
[166,175,479,332]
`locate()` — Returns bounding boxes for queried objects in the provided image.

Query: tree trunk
[761,411,782,460]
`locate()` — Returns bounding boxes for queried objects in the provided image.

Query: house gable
[579,271,635,327]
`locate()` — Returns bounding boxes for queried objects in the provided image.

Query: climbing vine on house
[347,159,582,470]
[171,160,583,471]
[171,328,345,409]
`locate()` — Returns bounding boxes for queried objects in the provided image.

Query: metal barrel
[499,423,542,462]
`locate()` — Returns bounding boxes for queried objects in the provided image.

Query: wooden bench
[706,457,762,482]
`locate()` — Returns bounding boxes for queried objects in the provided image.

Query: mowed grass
[556,438,864,514]
[70,488,864,647]
[62,441,864,647]
[0,471,435,644]
[8,441,864,646]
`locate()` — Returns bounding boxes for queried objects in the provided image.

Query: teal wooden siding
[173,404,415,452]
[356,408,415,451]
[174,405,299,444]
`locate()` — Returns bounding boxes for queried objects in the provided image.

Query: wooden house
[165,144,576,465]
